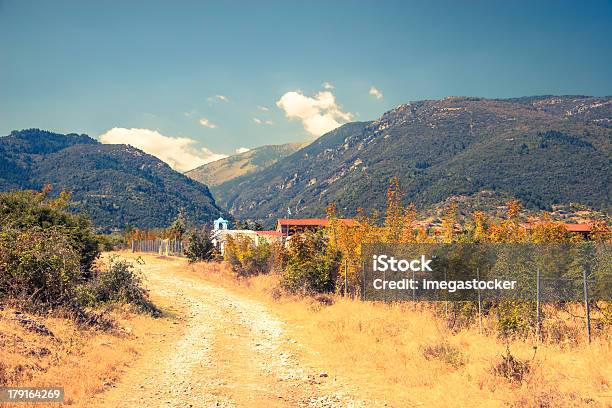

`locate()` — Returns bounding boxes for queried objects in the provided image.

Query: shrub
[97,233,126,251]
[497,301,535,338]
[82,256,158,315]
[422,341,466,368]
[0,190,100,275]
[184,229,215,263]
[281,230,340,294]
[0,226,82,307]
[492,345,531,383]
[0,189,157,318]
[224,235,276,276]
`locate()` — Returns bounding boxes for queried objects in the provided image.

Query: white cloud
[199,118,217,128]
[235,147,250,154]
[258,106,270,112]
[322,81,334,90]
[99,127,227,172]
[253,117,273,125]
[276,90,353,136]
[207,94,229,105]
[369,86,383,99]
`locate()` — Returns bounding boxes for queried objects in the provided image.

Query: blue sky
[1,0,611,171]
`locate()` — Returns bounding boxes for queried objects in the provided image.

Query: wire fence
[130,239,185,257]
[128,239,610,342]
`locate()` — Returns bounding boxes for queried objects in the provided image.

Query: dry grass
[0,306,162,407]
[190,261,612,408]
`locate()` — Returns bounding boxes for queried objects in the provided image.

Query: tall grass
[191,261,612,407]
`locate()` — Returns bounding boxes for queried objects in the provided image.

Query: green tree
[282,230,340,294]
[184,228,215,263]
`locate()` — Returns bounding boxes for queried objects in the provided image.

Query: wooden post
[536,268,541,342]
[583,266,591,343]
[383,267,387,302]
[344,258,348,297]
[412,269,416,310]
[444,268,449,320]
[361,259,366,301]
[477,267,482,334]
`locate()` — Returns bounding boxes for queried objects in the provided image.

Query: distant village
[210,216,595,255]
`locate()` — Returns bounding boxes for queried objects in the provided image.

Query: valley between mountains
[2,95,610,232]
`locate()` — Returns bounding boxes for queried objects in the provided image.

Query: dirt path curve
[93,254,373,408]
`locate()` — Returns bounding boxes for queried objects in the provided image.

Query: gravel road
[94,255,374,408]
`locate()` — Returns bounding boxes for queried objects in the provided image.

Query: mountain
[213,96,612,225]
[0,129,228,231]
[185,142,304,187]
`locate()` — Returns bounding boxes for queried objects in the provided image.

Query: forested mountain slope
[213,96,611,224]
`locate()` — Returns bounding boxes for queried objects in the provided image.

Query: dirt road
[93,254,373,408]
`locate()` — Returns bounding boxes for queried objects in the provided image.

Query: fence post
[536,268,541,342]
[412,269,416,310]
[583,266,591,343]
[361,259,366,301]
[444,268,448,320]
[344,258,348,297]
[382,268,386,303]
[476,267,482,334]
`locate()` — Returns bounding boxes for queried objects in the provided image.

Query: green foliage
[0,189,156,317]
[282,230,340,294]
[0,129,228,232]
[168,208,187,238]
[97,233,126,251]
[213,96,612,225]
[0,226,82,307]
[80,256,158,314]
[184,229,215,263]
[496,301,535,338]
[224,235,276,276]
[0,190,100,275]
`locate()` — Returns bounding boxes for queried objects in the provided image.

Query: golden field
[1,253,610,407]
[190,261,612,408]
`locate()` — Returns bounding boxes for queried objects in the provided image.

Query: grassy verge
[0,251,167,407]
[189,261,612,408]
[0,306,161,407]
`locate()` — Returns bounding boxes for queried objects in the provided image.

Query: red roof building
[521,222,592,239]
[275,218,359,235]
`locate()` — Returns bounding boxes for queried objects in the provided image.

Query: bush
[0,226,82,307]
[281,230,340,294]
[422,341,466,368]
[184,229,215,263]
[497,301,535,338]
[492,346,531,383]
[0,189,157,318]
[0,190,100,275]
[97,233,126,251]
[82,256,158,315]
[224,235,277,276]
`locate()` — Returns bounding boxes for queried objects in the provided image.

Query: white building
[210,217,283,255]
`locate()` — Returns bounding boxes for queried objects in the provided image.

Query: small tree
[282,230,340,294]
[168,208,187,239]
[184,228,215,263]
[224,235,278,276]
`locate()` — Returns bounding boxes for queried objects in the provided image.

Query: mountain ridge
[212,95,611,225]
[0,129,228,231]
[185,141,305,187]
